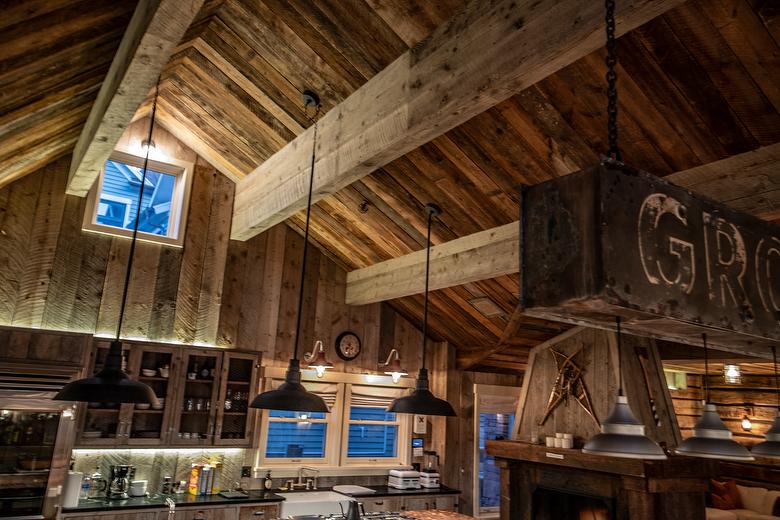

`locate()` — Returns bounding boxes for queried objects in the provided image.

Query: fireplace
[487,441,708,520]
[533,488,614,520]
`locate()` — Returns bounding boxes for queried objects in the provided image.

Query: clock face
[336,331,361,361]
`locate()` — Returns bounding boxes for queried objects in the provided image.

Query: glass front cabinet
[76,342,260,448]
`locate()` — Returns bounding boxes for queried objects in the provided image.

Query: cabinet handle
[193,511,207,520]
[253,512,264,516]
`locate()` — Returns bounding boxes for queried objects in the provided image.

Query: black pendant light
[752,346,780,459]
[675,334,754,461]
[583,317,666,459]
[250,91,328,414]
[54,82,163,405]
[387,204,456,417]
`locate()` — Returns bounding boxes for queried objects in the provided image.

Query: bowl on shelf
[82,431,102,438]
[141,369,157,377]
[136,403,151,410]
[152,398,165,410]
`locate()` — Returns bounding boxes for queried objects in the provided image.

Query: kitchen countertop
[342,485,460,498]
[61,490,285,513]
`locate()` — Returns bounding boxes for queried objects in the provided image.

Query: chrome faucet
[298,466,319,489]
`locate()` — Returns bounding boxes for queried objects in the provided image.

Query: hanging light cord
[616,316,623,396]
[605,0,620,162]
[114,78,161,341]
[702,333,711,403]
[420,210,434,369]
[291,104,320,361]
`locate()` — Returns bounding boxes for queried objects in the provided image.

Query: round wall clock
[335,331,361,361]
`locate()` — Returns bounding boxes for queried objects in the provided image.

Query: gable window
[83,151,193,246]
[257,372,411,470]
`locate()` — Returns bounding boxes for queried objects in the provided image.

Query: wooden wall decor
[521,163,780,358]
[538,346,597,427]
[513,327,680,449]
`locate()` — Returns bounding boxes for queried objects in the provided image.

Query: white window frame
[82,150,193,247]
[96,193,133,227]
[473,383,521,519]
[340,383,410,467]
[256,368,413,474]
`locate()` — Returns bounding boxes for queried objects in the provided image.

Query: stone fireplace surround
[487,440,709,520]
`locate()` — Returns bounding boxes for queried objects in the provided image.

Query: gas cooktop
[316,513,416,520]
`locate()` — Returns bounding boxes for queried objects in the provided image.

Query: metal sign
[521,163,779,358]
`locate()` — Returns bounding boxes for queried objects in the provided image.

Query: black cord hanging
[702,333,711,403]
[616,316,623,396]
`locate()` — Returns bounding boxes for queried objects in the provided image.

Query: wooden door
[76,340,129,447]
[170,349,223,446]
[214,351,260,447]
[124,343,178,446]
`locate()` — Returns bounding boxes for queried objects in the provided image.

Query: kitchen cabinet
[76,341,260,448]
[161,505,238,520]
[237,503,281,520]
[62,512,158,520]
[359,497,402,513]
[400,496,457,512]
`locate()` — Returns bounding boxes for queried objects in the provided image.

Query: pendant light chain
[605,0,620,162]
[703,334,710,402]
[292,107,320,361]
[421,210,434,369]
[115,78,161,341]
[773,346,779,410]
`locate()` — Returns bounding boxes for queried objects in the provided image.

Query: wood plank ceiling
[4,0,780,374]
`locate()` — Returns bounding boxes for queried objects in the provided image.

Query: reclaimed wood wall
[0,118,431,372]
[671,374,779,445]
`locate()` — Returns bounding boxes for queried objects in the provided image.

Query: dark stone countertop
[343,485,461,498]
[61,490,285,513]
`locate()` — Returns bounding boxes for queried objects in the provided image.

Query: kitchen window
[257,373,411,470]
[83,151,193,246]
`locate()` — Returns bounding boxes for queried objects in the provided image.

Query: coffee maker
[108,465,135,499]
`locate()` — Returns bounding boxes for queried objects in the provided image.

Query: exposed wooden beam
[457,305,532,370]
[346,143,780,305]
[346,222,518,305]
[230,0,685,241]
[66,0,205,196]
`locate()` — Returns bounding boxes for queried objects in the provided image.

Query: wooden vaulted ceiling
[3,0,780,374]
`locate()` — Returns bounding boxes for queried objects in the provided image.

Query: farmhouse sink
[278,491,354,517]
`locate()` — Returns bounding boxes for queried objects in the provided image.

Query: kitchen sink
[278,491,354,517]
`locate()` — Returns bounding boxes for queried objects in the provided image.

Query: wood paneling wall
[670,374,779,444]
[0,118,430,371]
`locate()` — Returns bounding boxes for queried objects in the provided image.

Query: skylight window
[83,151,192,246]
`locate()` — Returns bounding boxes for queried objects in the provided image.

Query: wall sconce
[380,349,408,383]
[304,340,333,378]
[141,139,156,152]
[742,405,753,432]
[724,364,741,385]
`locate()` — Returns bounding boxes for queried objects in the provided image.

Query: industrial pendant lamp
[582,317,666,459]
[675,334,754,461]
[751,346,780,458]
[54,82,164,405]
[387,204,456,417]
[250,91,328,413]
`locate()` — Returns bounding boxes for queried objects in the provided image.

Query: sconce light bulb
[742,416,752,432]
[315,366,326,378]
[141,139,156,151]
[391,372,402,383]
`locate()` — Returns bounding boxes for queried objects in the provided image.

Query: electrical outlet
[241,466,252,478]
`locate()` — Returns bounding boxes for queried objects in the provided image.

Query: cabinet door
[401,497,433,511]
[160,506,238,520]
[431,496,457,511]
[170,350,223,445]
[76,341,131,447]
[64,512,158,520]
[215,351,260,447]
[238,503,281,520]
[125,344,178,446]
[360,497,402,513]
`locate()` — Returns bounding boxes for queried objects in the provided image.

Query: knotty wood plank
[67,0,205,196]
[231,0,686,240]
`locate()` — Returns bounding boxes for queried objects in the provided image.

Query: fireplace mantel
[487,440,709,520]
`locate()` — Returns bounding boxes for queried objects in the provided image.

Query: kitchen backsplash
[72,449,247,494]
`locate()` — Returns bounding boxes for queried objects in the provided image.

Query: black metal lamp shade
[751,412,780,459]
[250,358,329,413]
[54,340,157,404]
[582,396,666,459]
[675,403,754,461]
[387,368,456,417]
